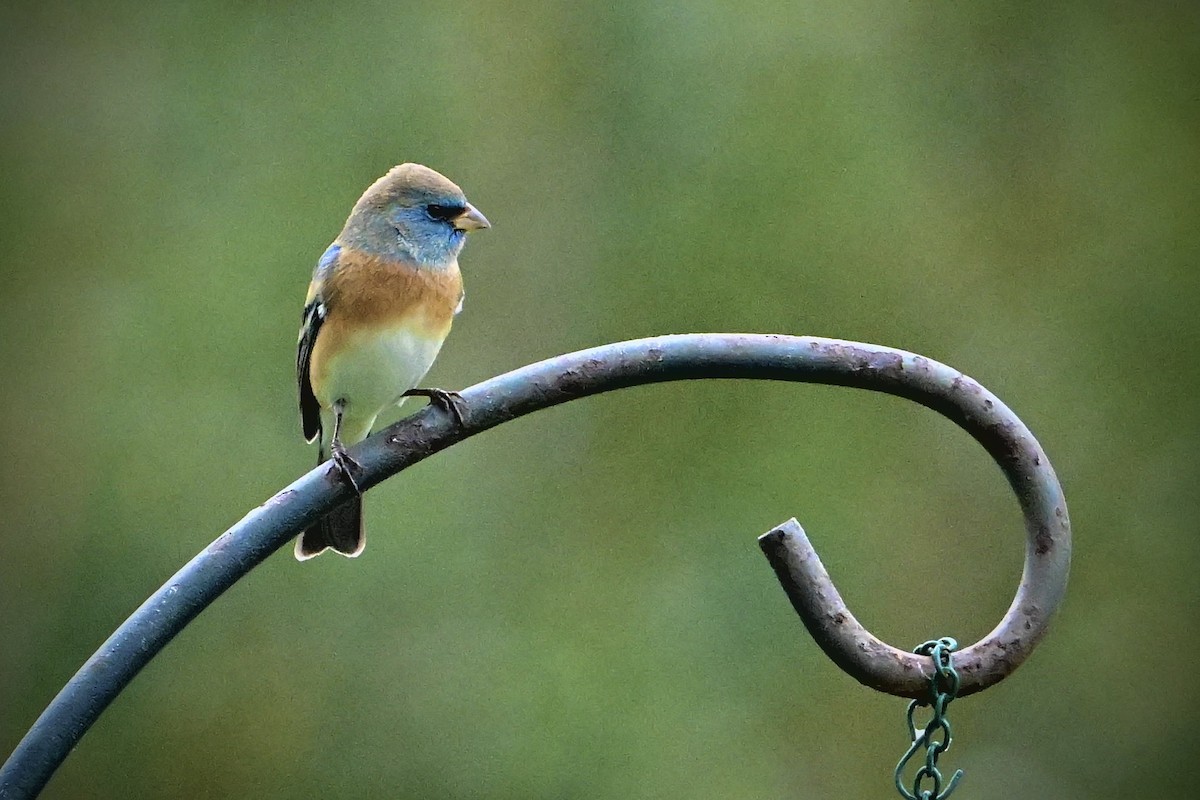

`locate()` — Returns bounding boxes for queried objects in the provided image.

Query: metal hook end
[759,518,936,699]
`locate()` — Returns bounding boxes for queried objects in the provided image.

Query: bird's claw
[329,440,363,496]
[403,387,469,426]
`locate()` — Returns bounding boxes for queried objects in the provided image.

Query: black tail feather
[294,496,364,560]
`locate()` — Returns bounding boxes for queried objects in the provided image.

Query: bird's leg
[403,387,469,426]
[328,400,363,496]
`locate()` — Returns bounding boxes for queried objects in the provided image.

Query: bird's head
[343,163,489,267]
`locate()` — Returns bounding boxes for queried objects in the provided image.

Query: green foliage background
[2,2,1197,797]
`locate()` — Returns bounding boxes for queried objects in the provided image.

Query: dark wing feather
[297,300,325,442]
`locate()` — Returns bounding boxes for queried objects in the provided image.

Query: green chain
[893,637,965,800]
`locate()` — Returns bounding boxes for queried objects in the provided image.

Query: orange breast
[309,250,463,396]
[321,249,462,335]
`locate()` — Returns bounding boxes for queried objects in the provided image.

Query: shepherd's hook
[0,334,1070,798]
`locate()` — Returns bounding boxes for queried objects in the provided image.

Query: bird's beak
[454,203,490,231]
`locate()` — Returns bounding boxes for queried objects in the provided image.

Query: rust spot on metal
[1035,523,1053,555]
[557,358,607,396]
[868,351,904,374]
[952,375,984,397]
[824,342,906,375]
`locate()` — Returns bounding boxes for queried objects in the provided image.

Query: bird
[295,163,489,560]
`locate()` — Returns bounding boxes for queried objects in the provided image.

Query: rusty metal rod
[0,334,1070,798]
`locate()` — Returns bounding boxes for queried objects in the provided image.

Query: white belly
[318,326,445,442]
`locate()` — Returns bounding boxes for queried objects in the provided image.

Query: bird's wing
[297,296,325,443]
[297,244,344,443]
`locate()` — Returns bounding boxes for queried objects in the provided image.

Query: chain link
[894,637,965,800]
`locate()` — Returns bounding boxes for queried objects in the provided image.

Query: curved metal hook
[0,334,1070,797]
[756,342,1069,699]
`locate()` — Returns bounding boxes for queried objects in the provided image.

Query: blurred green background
[1,2,1197,797]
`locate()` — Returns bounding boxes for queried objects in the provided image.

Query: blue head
[340,163,489,267]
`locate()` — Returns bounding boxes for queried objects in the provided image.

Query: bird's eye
[426,203,465,222]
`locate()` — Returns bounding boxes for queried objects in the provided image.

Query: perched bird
[295,163,489,560]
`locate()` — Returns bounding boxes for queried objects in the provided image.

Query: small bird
[295,163,489,560]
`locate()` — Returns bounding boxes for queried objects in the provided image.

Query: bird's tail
[294,444,365,561]
[295,497,364,560]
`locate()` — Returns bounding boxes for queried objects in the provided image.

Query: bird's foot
[403,387,469,426]
[329,440,363,496]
